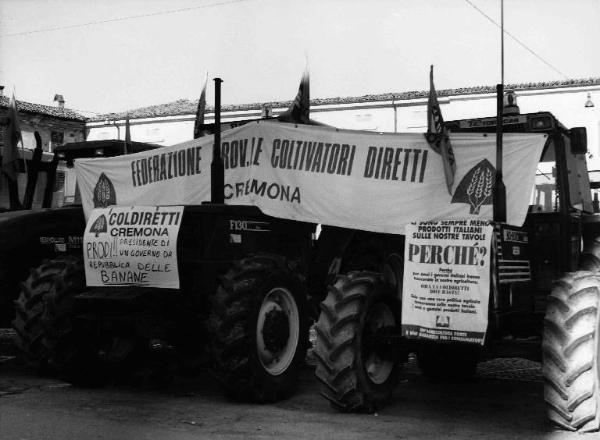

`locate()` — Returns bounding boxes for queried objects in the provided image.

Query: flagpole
[494,0,506,222]
[211,78,224,204]
[13,88,29,183]
[193,71,208,139]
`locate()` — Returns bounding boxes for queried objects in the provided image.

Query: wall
[0,109,86,210]
[86,85,600,169]
[312,86,600,169]
[0,110,85,152]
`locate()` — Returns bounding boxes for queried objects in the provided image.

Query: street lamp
[585,92,595,108]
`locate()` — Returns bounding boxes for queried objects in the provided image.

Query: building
[0,89,87,209]
[86,77,600,169]
[0,89,87,152]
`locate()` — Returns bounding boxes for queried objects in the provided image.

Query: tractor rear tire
[580,236,600,272]
[40,257,113,387]
[543,271,600,432]
[12,256,83,368]
[208,254,309,403]
[416,343,480,381]
[314,272,399,412]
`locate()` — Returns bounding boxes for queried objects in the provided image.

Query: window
[532,167,559,212]
[530,140,559,212]
[51,131,64,150]
[96,131,112,140]
[53,170,65,192]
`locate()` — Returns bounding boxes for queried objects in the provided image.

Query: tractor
[10,81,318,402]
[10,78,600,432]
[312,108,600,432]
[1,138,158,329]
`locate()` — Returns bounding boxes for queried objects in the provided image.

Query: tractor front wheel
[208,254,309,402]
[314,272,399,412]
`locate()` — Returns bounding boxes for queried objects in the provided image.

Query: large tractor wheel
[314,272,399,412]
[580,235,600,272]
[416,343,480,381]
[40,259,117,387]
[208,254,309,403]
[12,256,83,368]
[543,271,600,432]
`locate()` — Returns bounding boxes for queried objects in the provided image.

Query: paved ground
[0,330,592,440]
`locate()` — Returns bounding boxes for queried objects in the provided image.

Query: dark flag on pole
[278,67,310,124]
[2,93,22,182]
[426,65,456,194]
[124,116,132,154]
[193,72,208,139]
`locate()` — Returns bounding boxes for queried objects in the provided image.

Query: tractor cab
[53,139,159,205]
[1,138,159,210]
[446,110,593,334]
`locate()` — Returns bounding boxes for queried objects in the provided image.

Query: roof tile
[90,77,600,121]
[0,96,87,122]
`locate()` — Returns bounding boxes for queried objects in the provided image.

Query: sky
[0,0,599,117]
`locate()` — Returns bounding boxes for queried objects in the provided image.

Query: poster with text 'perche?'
[401,220,493,345]
[84,206,184,289]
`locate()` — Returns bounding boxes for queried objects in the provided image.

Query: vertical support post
[42,154,59,208]
[0,115,21,210]
[7,179,20,210]
[211,78,224,204]
[22,131,43,209]
[494,0,506,223]
[494,84,506,222]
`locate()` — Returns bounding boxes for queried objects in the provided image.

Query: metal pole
[494,84,506,222]
[211,78,224,204]
[494,0,506,222]
[22,131,43,209]
[501,0,504,86]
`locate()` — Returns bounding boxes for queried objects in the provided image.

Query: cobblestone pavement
[476,357,541,382]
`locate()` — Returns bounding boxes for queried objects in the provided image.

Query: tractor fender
[311,227,405,301]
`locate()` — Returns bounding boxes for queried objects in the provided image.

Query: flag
[193,72,208,139]
[124,116,132,154]
[278,67,310,124]
[426,65,456,194]
[1,93,22,182]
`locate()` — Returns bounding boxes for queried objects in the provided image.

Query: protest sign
[84,206,184,288]
[75,121,546,233]
[401,220,493,345]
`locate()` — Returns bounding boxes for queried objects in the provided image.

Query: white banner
[401,220,493,345]
[75,121,546,234]
[84,206,183,288]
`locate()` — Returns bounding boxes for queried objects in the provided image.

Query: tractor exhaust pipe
[211,78,224,204]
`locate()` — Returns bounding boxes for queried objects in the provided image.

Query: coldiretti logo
[89,214,108,237]
[93,173,116,208]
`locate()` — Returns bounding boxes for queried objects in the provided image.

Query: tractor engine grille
[496,226,531,284]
